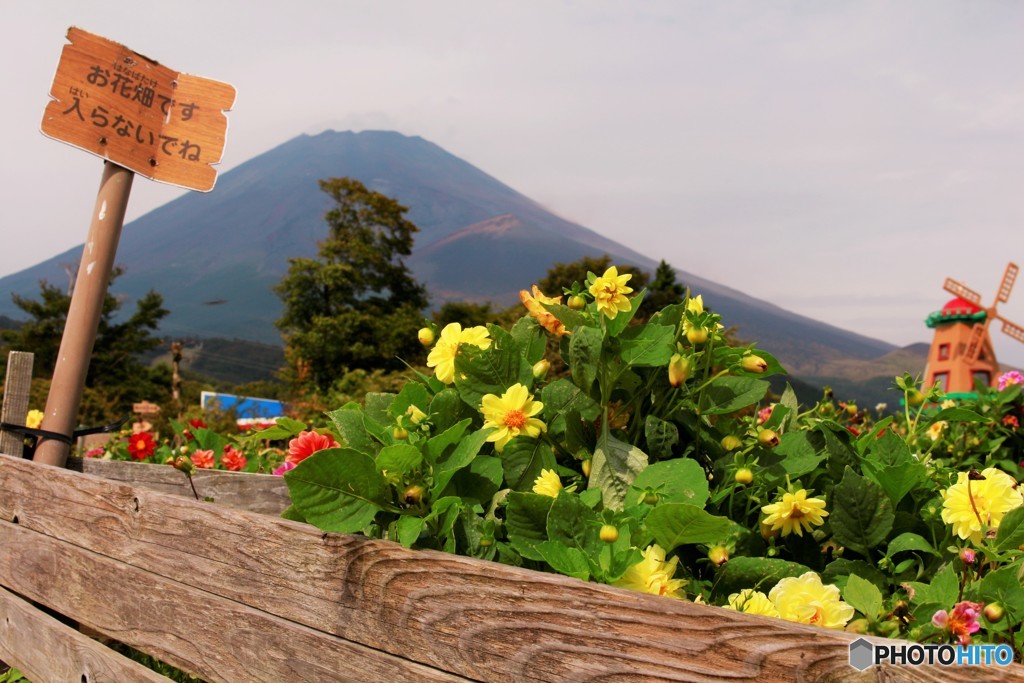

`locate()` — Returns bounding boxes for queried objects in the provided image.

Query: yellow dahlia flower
[760,488,829,537]
[426,322,491,384]
[520,285,568,336]
[588,266,633,320]
[941,468,1023,544]
[725,589,780,618]
[480,383,546,452]
[532,468,563,498]
[613,544,687,598]
[769,572,854,629]
[927,420,948,442]
[25,409,44,429]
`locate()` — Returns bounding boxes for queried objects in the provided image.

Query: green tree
[274,177,430,391]
[1,268,170,422]
[638,259,686,319]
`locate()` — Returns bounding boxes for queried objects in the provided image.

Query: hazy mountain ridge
[0,130,902,385]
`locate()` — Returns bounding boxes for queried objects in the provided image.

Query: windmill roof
[926,298,987,328]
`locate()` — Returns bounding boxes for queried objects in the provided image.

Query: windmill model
[922,262,1024,396]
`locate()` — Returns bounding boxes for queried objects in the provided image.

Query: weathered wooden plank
[0,351,34,457]
[0,585,173,683]
[0,454,1019,682]
[0,521,473,683]
[67,456,291,515]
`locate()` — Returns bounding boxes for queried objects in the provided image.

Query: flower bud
[393,426,409,440]
[707,545,729,566]
[479,537,494,548]
[417,327,435,346]
[405,404,428,425]
[668,353,691,387]
[721,435,742,452]
[567,294,586,310]
[984,603,1004,623]
[599,524,619,543]
[845,618,870,634]
[740,354,767,374]
[757,429,779,448]
[532,359,551,380]
[402,485,425,505]
[686,327,709,345]
[734,467,753,486]
[581,459,592,477]
[641,491,659,505]
[173,455,195,476]
[906,388,925,407]
[959,547,976,564]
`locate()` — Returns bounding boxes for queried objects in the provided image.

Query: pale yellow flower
[725,589,780,618]
[941,468,1023,544]
[769,572,854,629]
[481,383,546,452]
[613,544,687,598]
[940,399,957,410]
[520,285,568,336]
[405,404,428,425]
[761,489,829,537]
[532,468,563,497]
[426,322,491,384]
[588,266,633,320]
[25,409,44,429]
[686,295,704,315]
[927,420,948,442]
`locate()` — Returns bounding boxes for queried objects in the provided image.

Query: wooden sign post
[34,28,235,467]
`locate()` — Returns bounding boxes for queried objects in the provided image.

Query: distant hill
[0,130,899,387]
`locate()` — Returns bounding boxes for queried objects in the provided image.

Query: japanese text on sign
[41,27,236,192]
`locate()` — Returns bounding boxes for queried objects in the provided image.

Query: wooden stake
[34,162,134,467]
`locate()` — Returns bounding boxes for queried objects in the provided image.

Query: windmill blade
[996,262,1019,304]
[1002,318,1024,344]
[965,320,990,363]
[944,278,982,304]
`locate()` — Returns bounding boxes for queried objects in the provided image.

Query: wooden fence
[1,348,1022,682]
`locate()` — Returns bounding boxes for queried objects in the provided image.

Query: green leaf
[390,382,431,421]
[505,491,555,561]
[588,433,649,510]
[773,431,824,478]
[280,504,307,523]
[454,330,531,409]
[447,455,504,504]
[364,392,396,431]
[865,430,913,468]
[703,376,770,415]
[778,383,800,432]
[542,302,588,333]
[643,415,679,460]
[429,388,466,433]
[996,505,1024,552]
[713,557,811,598]
[541,378,601,432]
[284,448,387,534]
[829,466,894,557]
[375,443,423,478]
[842,574,884,618]
[536,541,591,581]
[397,515,424,548]
[432,427,493,496]
[631,458,709,507]
[978,565,1024,616]
[928,562,960,607]
[887,532,940,558]
[930,407,987,423]
[510,315,548,364]
[546,492,602,558]
[648,302,685,329]
[645,503,733,551]
[604,289,645,338]
[822,559,888,594]
[500,437,557,492]
[568,325,603,393]
[818,424,859,480]
[424,418,472,465]
[326,405,379,456]
[618,323,675,367]
[861,460,928,506]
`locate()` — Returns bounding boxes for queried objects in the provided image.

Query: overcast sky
[2,1,1024,368]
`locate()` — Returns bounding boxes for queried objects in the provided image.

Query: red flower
[1003,415,1019,429]
[192,449,215,469]
[127,432,156,461]
[189,418,208,430]
[221,445,247,472]
[286,430,339,466]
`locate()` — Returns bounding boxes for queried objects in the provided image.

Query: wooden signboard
[41,27,235,192]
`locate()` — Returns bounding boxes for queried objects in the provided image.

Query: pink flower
[959,548,976,564]
[286,430,339,466]
[85,447,105,458]
[933,601,983,645]
[273,461,296,476]
[221,445,247,472]
[998,370,1024,391]
[192,449,215,469]
[757,406,773,425]
[1003,415,1019,429]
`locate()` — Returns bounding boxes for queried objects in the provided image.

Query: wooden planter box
[0,453,1020,682]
